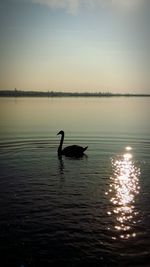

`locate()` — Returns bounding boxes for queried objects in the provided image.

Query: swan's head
[57,130,64,136]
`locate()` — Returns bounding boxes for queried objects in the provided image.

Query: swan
[57,130,88,157]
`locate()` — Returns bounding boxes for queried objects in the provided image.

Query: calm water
[0,97,150,266]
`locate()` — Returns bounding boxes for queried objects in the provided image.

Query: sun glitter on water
[106,146,141,240]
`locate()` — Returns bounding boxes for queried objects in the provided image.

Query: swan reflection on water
[58,155,65,175]
[106,146,141,240]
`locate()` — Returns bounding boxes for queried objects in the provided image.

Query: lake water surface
[0,97,150,266]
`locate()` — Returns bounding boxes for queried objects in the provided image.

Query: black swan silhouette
[57,130,88,157]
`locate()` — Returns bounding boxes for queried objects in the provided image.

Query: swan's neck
[58,133,64,155]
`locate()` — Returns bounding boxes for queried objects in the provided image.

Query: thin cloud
[31,0,80,14]
[111,0,143,9]
[31,0,143,14]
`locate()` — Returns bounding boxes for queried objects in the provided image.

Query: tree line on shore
[0,89,149,97]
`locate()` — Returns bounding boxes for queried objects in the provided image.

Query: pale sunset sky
[0,0,150,93]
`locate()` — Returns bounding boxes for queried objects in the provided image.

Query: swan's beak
[57,131,61,135]
[57,130,63,135]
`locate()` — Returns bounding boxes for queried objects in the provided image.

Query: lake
[0,97,150,266]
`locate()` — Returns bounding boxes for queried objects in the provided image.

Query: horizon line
[0,89,150,97]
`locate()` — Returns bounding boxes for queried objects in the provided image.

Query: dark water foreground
[0,135,150,267]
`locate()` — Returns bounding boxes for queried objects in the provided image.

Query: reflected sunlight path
[106,147,141,240]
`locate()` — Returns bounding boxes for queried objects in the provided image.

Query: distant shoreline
[0,90,150,97]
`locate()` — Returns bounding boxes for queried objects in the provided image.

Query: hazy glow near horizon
[0,0,150,93]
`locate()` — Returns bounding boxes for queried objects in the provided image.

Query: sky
[0,0,150,93]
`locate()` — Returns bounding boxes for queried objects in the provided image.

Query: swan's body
[57,130,88,157]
